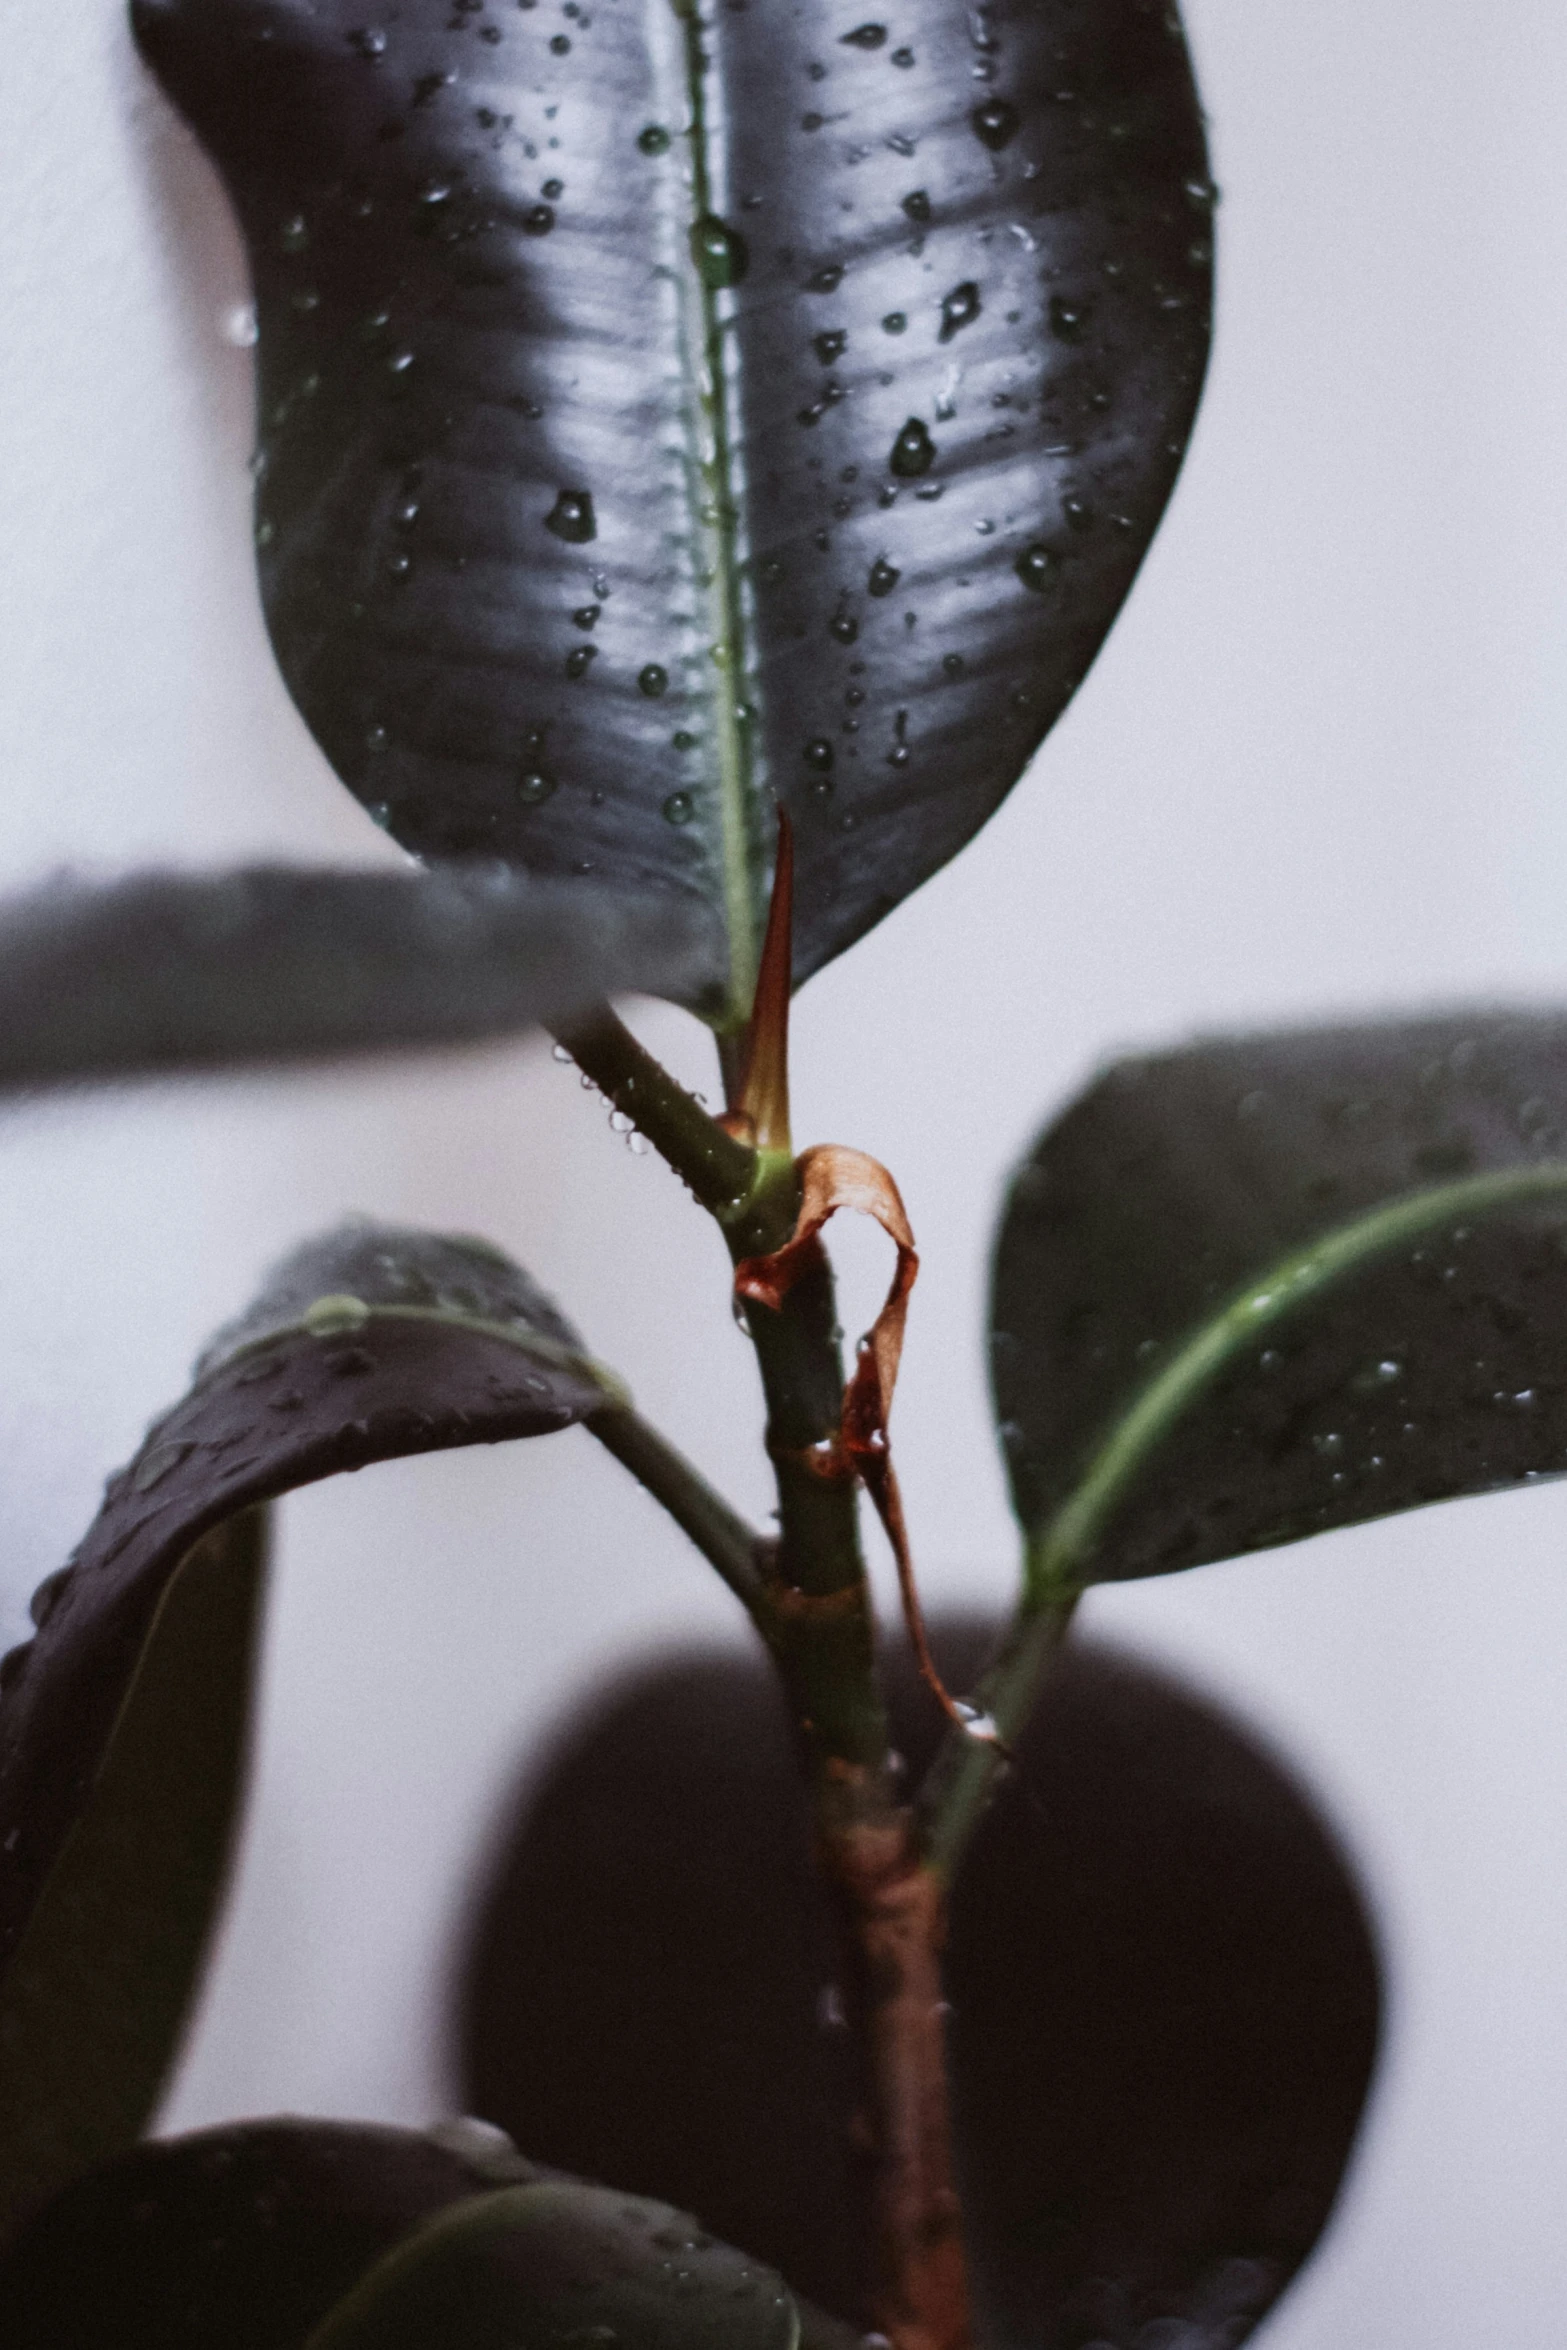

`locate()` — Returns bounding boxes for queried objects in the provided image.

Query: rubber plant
[0,0,1546,2344]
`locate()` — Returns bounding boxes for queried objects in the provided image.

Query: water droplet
[690,215,748,287]
[1049,293,1091,341]
[939,280,981,341]
[221,301,258,347]
[304,1294,372,1337]
[801,111,824,132]
[813,328,847,365]
[881,311,907,335]
[348,26,388,59]
[524,203,556,235]
[891,45,915,66]
[804,737,834,772]
[518,769,557,805]
[972,96,1020,149]
[809,263,844,292]
[545,489,596,542]
[830,602,858,644]
[278,212,310,253]
[551,1042,575,1063]
[542,177,564,200]
[868,556,900,597]
[550,31,571,51]
[841,20,886,45]
[254,517,276,549]
[1015,544,1056,593]
[942,650,965,675]
[638,663,669,697]
[638,123,672,154]
[663,790,696,825]
[890,417,936,477]
[565,644,597,679]
[1063,495,1094,532]
[572,603,600,630]
[901,189,931,223]
[672,729,697,750]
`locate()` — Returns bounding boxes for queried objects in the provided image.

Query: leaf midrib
[671,0,759,1027]
[1025,1159,1567,1600]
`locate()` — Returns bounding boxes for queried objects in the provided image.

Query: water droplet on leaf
[691,215,748,287]
[638,123,672,154]
[663,790,696,825]
[840,21,887,46]
[545,489,596,542]
[518,769,557,805]
[939,280,981,340]
[972,96,1020,149]
[1016,543,1056,591]
[868,556,900,596]
[132,1439,197,1494]
[304,1295,373,1337]
[890,417,935,476]
[638,663,669,697]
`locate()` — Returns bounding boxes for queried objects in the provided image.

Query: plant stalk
[917,1593,1078,1884]
[561,996,974,2350]
[587,1401,768,1614]
[549,1004,756,1215]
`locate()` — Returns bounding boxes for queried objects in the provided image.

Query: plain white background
[3,2,1567,2340]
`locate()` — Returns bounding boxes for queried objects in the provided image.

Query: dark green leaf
[0,1221,612,2238]
[0,2116,546,2346]
[0,1513,264,2259]
[130,0,1211,1024]
[457,1627,1379,2346]
[304,2179,800,2350]
[991,1012,1567,1592]
[0,864,718,1090]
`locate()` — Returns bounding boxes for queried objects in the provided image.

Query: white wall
[3,2,1567,2341]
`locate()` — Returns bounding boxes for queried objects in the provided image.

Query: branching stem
[550,1004,756,1216]
[562,991,973,2350]
[587,1401,769,1614]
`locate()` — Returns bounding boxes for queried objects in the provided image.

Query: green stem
[917,1591,1077,1883]
[551,1004,755,1216]
[725,1152,899,1821]
[587,1401,767,1613]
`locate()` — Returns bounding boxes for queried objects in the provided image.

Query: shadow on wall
[455,1621,1383,2350]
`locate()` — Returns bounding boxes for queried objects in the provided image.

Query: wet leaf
[131,0,1211,1026]
[0,1221,612,2238]
[0,864,717,1092]
[991,1011,1567,1590]
[304,2178,800,2350]
[456,1627,1380,2346]
[0,2116,545,2346]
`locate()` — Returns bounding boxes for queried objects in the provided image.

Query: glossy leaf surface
[0,864,716,1092]
[0,2117,545,2344]
[992,1013,1567,1590]
[0,1222,610,2238]
[305,2179,800,2350]
[132,0,1210,1023]
[458,1627,1380,2346]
